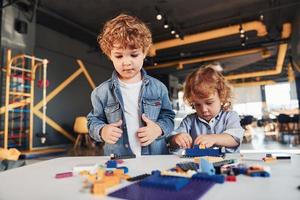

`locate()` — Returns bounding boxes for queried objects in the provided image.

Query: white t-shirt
[118,79,142,156]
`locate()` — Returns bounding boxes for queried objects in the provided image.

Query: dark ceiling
[34,0,300,84]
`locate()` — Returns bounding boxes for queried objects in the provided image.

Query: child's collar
[197,110,223,124]
[111,68,149,89]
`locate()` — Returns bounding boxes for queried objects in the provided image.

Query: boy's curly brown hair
[97,14,152,57]
[183,64,233,111]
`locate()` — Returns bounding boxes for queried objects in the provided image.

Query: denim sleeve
[156,85,175,140]
[87,88,107,142]
[224,111,245,152]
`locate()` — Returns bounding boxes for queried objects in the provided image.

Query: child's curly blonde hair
[184,64,233,111]
[97,14,152,57]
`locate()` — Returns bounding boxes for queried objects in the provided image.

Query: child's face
[192,92,222,122]
[110,46,146,83]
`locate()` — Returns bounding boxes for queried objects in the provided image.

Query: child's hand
[100,120,123,144]
[171,133,192,149]
[137,114,162,146]
[194,134,218,148]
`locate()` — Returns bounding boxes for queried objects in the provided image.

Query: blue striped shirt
[171,111,244,152]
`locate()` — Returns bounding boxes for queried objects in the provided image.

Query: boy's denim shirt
[87,69,175,156]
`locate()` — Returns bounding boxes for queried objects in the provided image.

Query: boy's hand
[137,114,162,146]
[171,133,192,149]
[100,120,123,144]
[194,134,218,148]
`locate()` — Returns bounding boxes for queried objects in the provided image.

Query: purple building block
[109,179,215,200]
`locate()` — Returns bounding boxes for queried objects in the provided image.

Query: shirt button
[125,144,129,148]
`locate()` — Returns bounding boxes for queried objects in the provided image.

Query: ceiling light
[171,30,176,34]
[260,14,264,21]
[239,24,245,34]
[163,22,169,29]
[239,27,245,34]
[175,34,180,38]
[156,14,162,20]
[240,33,245,38]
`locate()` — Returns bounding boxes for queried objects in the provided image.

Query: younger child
[87,14,175,156]
[169,65,244,152]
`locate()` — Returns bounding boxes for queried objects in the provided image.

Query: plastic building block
[116,159,124,164]
[110,154,136,160]
[117,166,128,174]
[110,178,215,200]
[184,147,225,157]
[200,158,215,175]
[192,172,225,183]
[176,162,199,171]
[263,156,276,162]
[232,167,248,175]
[213,159,236,174]
[127,173,150,182]
[271,153,291,160]
[105,170,114,176]
[114,169,125,176]
[73,163,99,174]
[139,171,190,191]
[249,165,264,170]
[106,160,117,168]
[55,172,73,179]
[93,175,121,196]
[213,159,236,167]
[248,171,270,177]
[226,175,236,182]
[161,170,196,178]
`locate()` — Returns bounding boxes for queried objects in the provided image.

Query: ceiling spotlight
[240,33,245,38]
[163,22,169,29]
[239,24,245,34]
[241,42,246,47]
[175,34,180,38]
[156,14,162,20]
[239,27,245,34]
[171,30,176,34]
[260,14,264,21]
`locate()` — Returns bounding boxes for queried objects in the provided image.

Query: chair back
[73,116,88,134]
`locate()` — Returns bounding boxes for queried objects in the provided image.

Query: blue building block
[249,171,270,177]
[200,158,215,175]
[117,166,128,174]
[184,146,225,157]
[192,172,225,183]
[232,167,248,175]
[106,160,117,168]
[140,170,190,191]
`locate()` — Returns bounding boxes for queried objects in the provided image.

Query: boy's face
[110,46,146,83]
[192,92,222,122]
